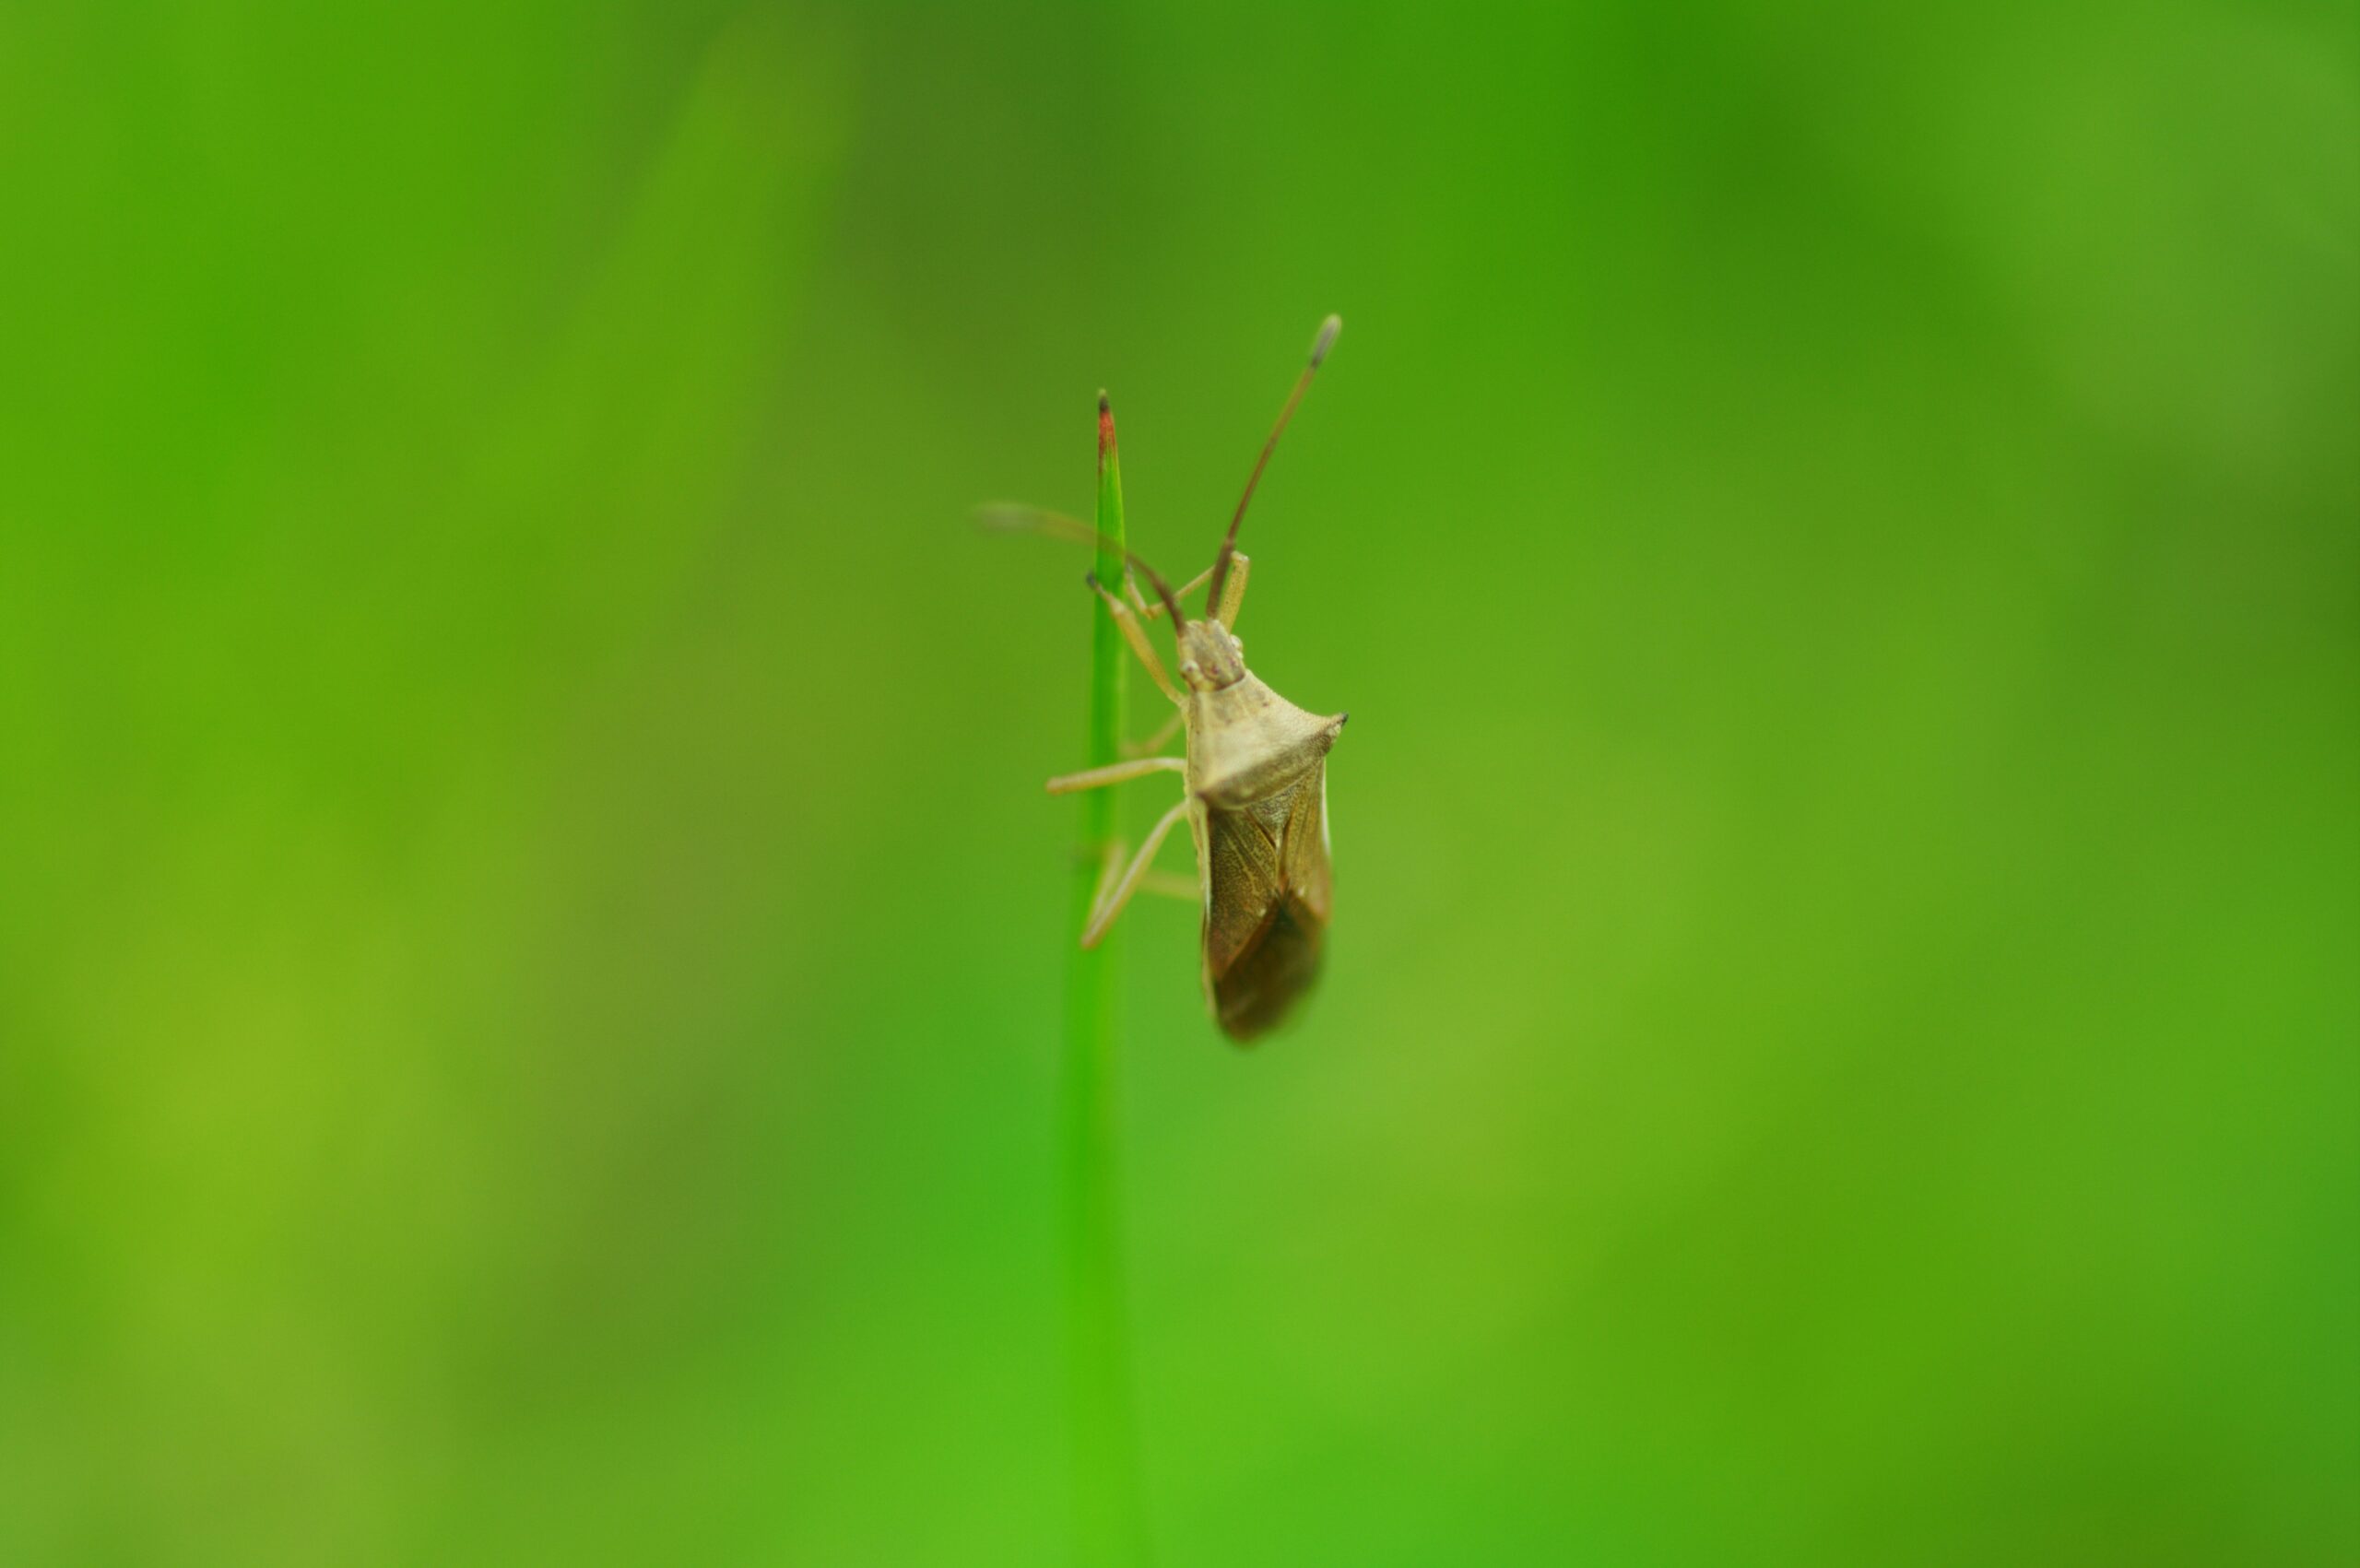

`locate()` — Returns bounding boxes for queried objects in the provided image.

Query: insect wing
[1200,765,1332,1043]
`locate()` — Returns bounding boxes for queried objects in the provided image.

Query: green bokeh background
[6,3,2356,1563]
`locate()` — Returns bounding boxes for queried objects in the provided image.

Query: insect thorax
[1186,670,1346,810]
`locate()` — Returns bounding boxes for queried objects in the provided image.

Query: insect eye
[1180,660,1201,680]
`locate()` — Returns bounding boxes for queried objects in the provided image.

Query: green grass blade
[1061,393,1151,1564]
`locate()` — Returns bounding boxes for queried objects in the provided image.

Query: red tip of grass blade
[1097,390,1115,464]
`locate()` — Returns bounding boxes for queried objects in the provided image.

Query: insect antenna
[1204,312,1340,622]
[1103,557,1186,631]
[976,504,1186,633]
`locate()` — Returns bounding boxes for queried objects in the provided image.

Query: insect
[988,315,1348,1043]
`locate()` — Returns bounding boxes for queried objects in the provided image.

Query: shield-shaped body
[1184,668,1345,1043]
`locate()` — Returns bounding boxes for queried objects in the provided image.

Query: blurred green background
[5,2,2356,1563]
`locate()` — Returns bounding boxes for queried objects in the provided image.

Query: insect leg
[1137,870,1199,902]
[1214,552,1251,629]
[1088,835,1127,911]
[1133,563,1214,620]
[1087,575,1184,704]
[1121,707,1185,759]
[1081,796,1192,947]
[1045,755,1186,794]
